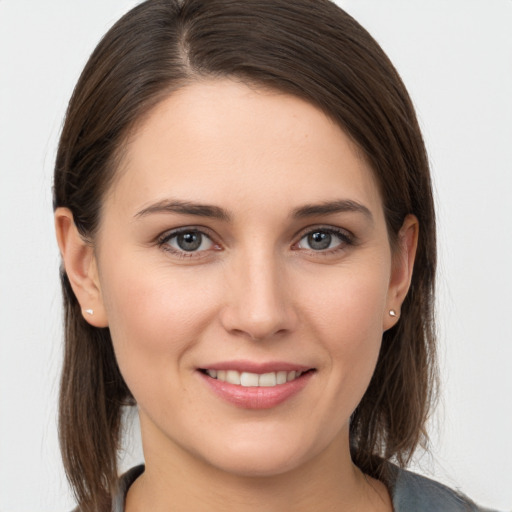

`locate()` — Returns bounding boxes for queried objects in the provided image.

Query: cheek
[99,256,221,388]
[303,263,389,344]
[298,261,390,392]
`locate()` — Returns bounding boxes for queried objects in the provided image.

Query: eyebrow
[292,199,373,222]
[135,198,372,223]
[135,199,232,221]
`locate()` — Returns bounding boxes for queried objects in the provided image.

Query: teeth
[205,369,305,387]
[225,370,241,385]
[276,371,287,385]
[240,372,259,387]
[259,372,277,387]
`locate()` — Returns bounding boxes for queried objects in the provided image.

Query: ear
[383,214,419,331]
[54,207,108,327]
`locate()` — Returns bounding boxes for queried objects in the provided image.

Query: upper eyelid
[156,224,354,249]
[158,225,217,242]
[294,224,354,241]
[293,227,356,255]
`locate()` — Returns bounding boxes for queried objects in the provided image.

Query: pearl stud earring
[389,309,397,317]
[85,309,94,316]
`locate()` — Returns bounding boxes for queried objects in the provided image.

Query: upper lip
[198,360,313,373]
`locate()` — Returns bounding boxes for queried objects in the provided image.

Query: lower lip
[199,371,314,409]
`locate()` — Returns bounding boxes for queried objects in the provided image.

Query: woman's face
[90,80,411,476]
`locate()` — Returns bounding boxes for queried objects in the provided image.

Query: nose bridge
[221,244,296,340]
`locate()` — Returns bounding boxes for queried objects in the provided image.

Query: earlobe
[54,207,109,328]
[383,214,419,331]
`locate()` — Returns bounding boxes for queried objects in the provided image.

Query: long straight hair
[53,1,437,510]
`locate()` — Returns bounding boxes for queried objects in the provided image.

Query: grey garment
[109,464,499,512]
[390,466,498,512]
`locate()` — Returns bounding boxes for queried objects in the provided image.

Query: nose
[219,249,298,341]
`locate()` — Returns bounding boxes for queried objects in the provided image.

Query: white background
[0,1,510,510]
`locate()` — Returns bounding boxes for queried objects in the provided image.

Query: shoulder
[70,465,145,512]
[112,465,145,512]
[391,467,499,512]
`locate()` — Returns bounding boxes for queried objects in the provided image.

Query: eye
[296,228,352,252]
[159,229,215,254]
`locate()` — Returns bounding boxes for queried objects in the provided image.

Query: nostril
[230,326,290,342]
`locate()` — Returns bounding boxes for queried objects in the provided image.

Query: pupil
[308,231,331,250]
[177,232,202,251]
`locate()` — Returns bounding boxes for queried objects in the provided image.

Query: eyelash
[293,226,355,255]
[157,227,219,259]
[156,225,355,259]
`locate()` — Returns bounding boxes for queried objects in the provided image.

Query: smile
[199,365,315,409]
[203,369,306,387]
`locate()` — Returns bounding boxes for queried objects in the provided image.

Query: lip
[197,360,315,410]
[199,360,312,374]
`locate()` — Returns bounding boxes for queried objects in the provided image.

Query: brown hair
[53,1,437,510]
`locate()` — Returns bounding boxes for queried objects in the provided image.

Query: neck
[126,421,391,512]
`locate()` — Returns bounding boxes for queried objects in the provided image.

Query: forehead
[106,79,384,222]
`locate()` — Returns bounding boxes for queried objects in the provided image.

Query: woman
[53,0,497,511]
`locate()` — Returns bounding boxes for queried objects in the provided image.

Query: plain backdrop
[0,1,511,510]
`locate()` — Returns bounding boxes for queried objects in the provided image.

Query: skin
[55,79,418,511]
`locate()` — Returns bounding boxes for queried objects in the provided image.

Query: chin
[203,447,305,478]
[187,426,329,479]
